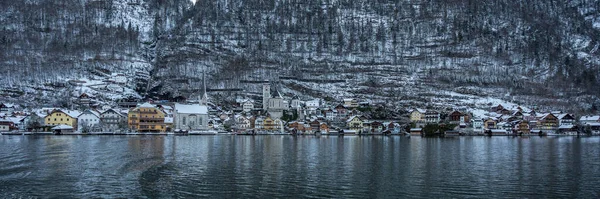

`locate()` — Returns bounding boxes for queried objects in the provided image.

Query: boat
[174,129,189,135]
[189,130,218,135]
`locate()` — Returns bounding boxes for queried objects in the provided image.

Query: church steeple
[201,68,208,106]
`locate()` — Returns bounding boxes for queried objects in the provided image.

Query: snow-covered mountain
[1,0,599,113]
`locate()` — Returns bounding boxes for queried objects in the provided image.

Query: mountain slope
[1,0,599,112]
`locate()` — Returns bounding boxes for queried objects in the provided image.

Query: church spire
[201,68,208,106]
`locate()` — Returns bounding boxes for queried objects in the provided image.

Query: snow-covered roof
[6,117,23,124]
[410,128,422,131]
[580,116,600,121]
[79,110,100,118]
[411,108,426,113]
[346,115,361,123]
[174,104,208,114]
[56,110,82,118]
[0,118,12,123]
[536,113,548,118]
[51,124,73,130]
[1,103,15,107]
[139,103,155,108]
[102,109,122,116]
[556,114,572,120]
[559,125,574,129]
[586,122,600,126]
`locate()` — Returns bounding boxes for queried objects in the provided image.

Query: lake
[0,135,599,198]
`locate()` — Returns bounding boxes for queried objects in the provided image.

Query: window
[61,118,63,121]
[54,118,57,121]
[182,117,186,125]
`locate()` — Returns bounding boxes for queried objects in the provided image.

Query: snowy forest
[1,0,600,112]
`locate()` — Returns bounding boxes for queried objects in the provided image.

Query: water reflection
[1,136,600,198]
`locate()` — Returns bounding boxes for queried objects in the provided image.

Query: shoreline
[0,132,592,137]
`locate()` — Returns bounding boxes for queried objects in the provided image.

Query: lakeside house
[346,115,363,132]
[0,119,15,132]
[517,121,531,135]
[557,114,576,126]
[425,110,440,124]
[410,128,422,135]
[539,113,559,132]
[128,103,166,133]
[44,109,81,130]
[320,122,329,133]
[409,108,426,123]
[100,109,126,132]
[77,110,101,132]
[484,118,497,130]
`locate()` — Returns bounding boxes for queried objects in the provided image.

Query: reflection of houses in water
[128,137,166,167]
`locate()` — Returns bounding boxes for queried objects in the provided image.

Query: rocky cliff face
[1,0,600,112]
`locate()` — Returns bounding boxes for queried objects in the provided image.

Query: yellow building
[263,117,275,130]
[484,119,497,130]
[128,103,166,132]
[410,109,426,123]
[346,115,363,131]
[44,109,81,129]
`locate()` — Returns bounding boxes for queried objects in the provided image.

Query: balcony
[138,111,158,114]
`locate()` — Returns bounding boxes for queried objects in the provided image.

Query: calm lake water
[0,135,599,198]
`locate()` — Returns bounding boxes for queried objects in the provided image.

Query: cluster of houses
[409,104,600,136]
[0,101,210,134]
[2,82,600,136]
[212,83,402,135]
[1,81,404,135]
[227,98,402,135]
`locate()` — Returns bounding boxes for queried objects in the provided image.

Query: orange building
[128,103,166,132]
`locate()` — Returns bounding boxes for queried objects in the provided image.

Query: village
[1,79,600,137]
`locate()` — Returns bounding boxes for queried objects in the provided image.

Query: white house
[174,103,209,130]
[254,116,265,130]
[425,110,440,124]
[0,103,15,113]
[0,119,12,132]
[77,110,101,132]
[306,99,320,110]
[235,115,251,129]
[557,114,575,126]
[580,116,600,125]
[110,73,128,84]
[343,98,358,108]
[472,118,484,133]
[100,109,126,132]
[242,100,254,113]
